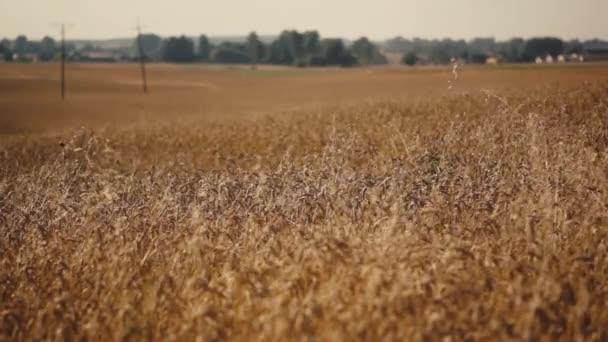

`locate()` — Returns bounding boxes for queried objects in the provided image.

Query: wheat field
[1,63,608,341]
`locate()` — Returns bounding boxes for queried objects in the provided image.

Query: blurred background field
[2,62,607,135]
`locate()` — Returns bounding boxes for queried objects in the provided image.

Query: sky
[1,0,607,41]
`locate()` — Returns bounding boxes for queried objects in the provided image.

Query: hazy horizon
[1,0,607,41]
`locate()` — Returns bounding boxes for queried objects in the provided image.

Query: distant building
[73,52,117,63]
[13,53,39,62]
[557,55,566,63]
[545,55,554,64]
[485,56,502,65]
[535,56,543,64]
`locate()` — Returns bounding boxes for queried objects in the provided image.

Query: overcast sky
[1,0,606,41]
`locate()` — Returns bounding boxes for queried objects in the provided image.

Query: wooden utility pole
[135,19,148,94]
[52,23,73,99]
[61,24,66,99]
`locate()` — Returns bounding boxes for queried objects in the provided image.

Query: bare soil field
[1,63,608,340]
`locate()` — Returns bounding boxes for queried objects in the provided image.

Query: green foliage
[39,36,56,61]
[0,44,13,62]
[14,35,28,54]
[565,40,584,54]
[262,30,348,67]
[211,42,250,64]
[429,45,450,64]
[303,31,321,56]
[0,39,13,61]
[6,29,592,66]
[161,36,196,63]
[523,37,564,61]
[319,39,356,66]
[385,36,574,64]
[497,38,525,63]
[247,32,265,66]
[350,37,387,65]
[468,37,496,54]
[428,39,467,64]
[134,34,162,61]
[469,52,488,64]
[198,35,212,62]
[263,30,304,65]
[401,52,418,66]
[264,39,292,65]
[283,30,305,63]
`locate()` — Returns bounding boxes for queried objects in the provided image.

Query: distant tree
[134,34,162,61]
[469,37,496,55]
[302,31,321,57]
[428,39,468,64]
[269,30,328,66]
[247,32,264,68]
[264,36,293,65]
[583,39,608,51]
[429,42,451,64]
[350,37,374,65]
[211,42,250,64]
[14,35,28,54]
[263,30,331,67]
[161,36,195,63]
[469,52,488,64]
[39,36,56,61]
[383,36,519,64]
[452,39,469,60]
[522,37,564,61]
[0,41,13,61]
[565,39,584,54]
[262,30,306,65]
[320,39,356,66]
[283,30,305,64]
[198,35,212,62]
[384,37,410,53]
[350,37,387,65]
[401,52,418,66]
[497,38,525,63]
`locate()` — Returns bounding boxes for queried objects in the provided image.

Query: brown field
[2,62,608,134]
[1,63,608,340]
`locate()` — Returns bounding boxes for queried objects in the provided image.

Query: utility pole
[135,19,148,94]
[61,24,66,99]
[52,23,73,100]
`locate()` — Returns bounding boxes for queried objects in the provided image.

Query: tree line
[2,32,607,66]
[385,37,607,65]
[136,31,387,67]
[0,35,62,62]
[0,31,387,66]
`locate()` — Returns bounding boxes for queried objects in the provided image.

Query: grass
[1,64,608,340]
